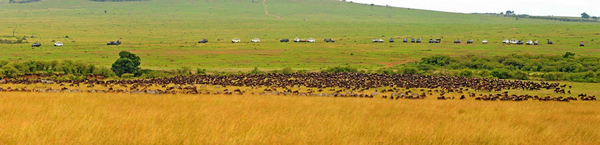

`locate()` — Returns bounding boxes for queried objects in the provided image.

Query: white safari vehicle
[482,40,488,44]
[232,38,241,43]
[307,38,315,43]
[54,42,63,47]
[251,38,260,43]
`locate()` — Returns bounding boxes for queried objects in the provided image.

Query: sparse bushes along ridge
[381,52,600,82]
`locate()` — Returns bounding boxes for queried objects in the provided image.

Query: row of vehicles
[31,42,63,47]
[198,38,336,43]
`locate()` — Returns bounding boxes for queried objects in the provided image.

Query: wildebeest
[454,39,461,44]
[280,39,289,42]
[389,38,394,43]
[107,40,121,45]
[31,42,41,47]
[324,38,335,43]
[198,39,208,43]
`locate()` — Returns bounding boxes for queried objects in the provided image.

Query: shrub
[459,69,473,78]
[121,73,135,79]
[323,66,359,73]
[491,69,511,79]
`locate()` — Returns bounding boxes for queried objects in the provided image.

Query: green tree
[581,12,590,19]
[111,51,141,77]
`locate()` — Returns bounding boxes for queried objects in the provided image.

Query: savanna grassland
[1,92,599,144]
[2,0,600,144]
[1,0,599,71]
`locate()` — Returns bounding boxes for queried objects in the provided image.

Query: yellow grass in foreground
[1,92,599,144]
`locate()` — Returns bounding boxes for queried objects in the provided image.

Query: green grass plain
[1,0,599,72]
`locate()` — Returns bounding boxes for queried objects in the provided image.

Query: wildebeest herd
[0,73,596,102]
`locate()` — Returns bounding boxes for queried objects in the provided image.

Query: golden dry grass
[1,92,599,144]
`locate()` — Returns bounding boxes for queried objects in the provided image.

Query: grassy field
[1,92,599,144]
[1,0,600,71]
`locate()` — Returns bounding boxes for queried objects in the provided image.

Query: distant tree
[370,3,374,9]
[505,10,515,15]
[581,12,590,19]
[593,16,598,20]
[111,51,141,77]
[500,12,504,15]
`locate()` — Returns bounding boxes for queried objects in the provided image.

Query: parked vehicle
[198,39,208,43]
[403,38,408,43]
[307,38,315,43]
[526,40,533,45]
[232,38,240,43]
[293,38,301,42]
[482,40,488,44]
[373,38,383,43]
[54,42,63,47]
[467,39,473,44]
[251,38,260,43]
[324,38,335,43]
[389,38,394,43]
[32,42,41,47]
[107,40,121,45]
[428,39,434,43]
[280,39,289,42]
[416,38,422,43]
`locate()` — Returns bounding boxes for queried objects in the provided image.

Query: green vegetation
[375,52,600,83]
[0,0,599,83]
[111,51,141,77]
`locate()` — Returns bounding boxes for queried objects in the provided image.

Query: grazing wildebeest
[324,38,335,43]
[198,39,208,43]
[280,39,289,42]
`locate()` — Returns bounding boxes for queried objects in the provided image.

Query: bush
[511,70,529,80]
[0,64,20,78]
[121,73,135,79]
[401,67,418,75]
[323,66,359,73]
[459,69,473,78]
[491,69,511,79]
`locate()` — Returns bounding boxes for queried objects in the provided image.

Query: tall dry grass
[1,92,599,144]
